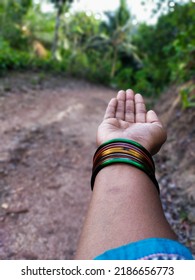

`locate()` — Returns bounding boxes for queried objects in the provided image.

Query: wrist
[94,163,157,194]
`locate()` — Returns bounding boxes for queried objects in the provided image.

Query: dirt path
[0,72,116,259]
[0,72,194,259]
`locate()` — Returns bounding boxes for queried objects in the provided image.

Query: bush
[0,37,31,73]
[134,69,154,96]
[180,84,195,109]
[0,37,68,74]
[132,2,195,96]
[111,68,133,89]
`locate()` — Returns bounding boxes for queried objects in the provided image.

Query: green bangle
[91,158,160,194]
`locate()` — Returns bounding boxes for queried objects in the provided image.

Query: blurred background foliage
[0,0,195,103]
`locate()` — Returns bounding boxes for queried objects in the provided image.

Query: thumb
[146,110,162,126]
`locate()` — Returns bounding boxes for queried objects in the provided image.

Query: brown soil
[0,72,194,259]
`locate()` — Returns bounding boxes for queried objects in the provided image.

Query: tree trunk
[110,47,118,78]
[52,0,64,59]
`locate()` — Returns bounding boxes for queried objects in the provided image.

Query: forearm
[75,164,177,260]
[75,90,177,260]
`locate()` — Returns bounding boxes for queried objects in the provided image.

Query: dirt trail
[0,72,115,259]
[0,72,194,259]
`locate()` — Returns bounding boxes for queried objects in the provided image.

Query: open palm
[97,89,167,155]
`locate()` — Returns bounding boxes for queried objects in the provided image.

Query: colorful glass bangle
[95,138,152,160]
[91,139,160,194]
[93,139,155,170]
[93,148,154,171]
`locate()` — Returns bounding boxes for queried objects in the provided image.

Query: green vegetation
[180,84,195,109]
[133,2,195,96]
[0,0,195,107]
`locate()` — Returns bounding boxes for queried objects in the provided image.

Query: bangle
[91,138,160,194]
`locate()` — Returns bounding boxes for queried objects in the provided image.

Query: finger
[104,98,117,120]
[135,93,146,123]
[116,90,126,120]
[125,89,135,123]
[146,110,162,127]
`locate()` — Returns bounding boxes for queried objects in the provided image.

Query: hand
[97,89,167,155]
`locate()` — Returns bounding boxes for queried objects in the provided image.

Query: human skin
[75,89,177,260]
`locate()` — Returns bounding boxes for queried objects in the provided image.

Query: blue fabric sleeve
[94,238,194,260]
